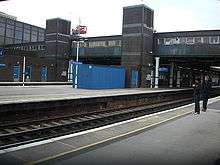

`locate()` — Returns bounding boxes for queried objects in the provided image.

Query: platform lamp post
[147,51,153,88]
[73,24,87,89]
[74,39,80,89]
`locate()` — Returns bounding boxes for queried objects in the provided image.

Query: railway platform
[0,85,185,105]
[0,95,219,165]
[0,85,195,115]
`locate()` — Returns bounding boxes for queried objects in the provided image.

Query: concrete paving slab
[6,141,74,163]
[208,101,220,110]
[0,153,24,165]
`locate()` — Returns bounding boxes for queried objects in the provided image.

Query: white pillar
[177,70,181,88]
[68,61,73,82]
[169,62,174,88]
[74,41,80,89]
[68,61,71,82]
[155,57,160,88]
[150,70,154,88]
[76,41,79,62]
[70,63,73,82]
[22,56,26,87]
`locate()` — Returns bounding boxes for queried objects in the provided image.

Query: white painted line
[0,150,6,154]
[1,96,220,154]
[4,139,54,153]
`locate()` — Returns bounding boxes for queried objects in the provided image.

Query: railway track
[0,98,192,150]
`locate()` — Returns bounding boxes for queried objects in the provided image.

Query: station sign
[76,25,87,34]
[159,67,169,72]
[71,61,82,65]
[0,48,4,57]
[0,64,6,68]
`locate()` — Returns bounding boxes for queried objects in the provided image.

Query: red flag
[77,25,87,34]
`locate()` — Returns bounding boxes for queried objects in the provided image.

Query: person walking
[201,75,211,112]
[193,78,201,115]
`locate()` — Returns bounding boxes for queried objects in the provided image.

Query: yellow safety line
[26,110,191,165]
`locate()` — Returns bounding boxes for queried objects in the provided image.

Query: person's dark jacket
[193,82,201,96]
[201,80,211,98]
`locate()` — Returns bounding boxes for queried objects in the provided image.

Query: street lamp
[71,24,87,89]
[74,39,80,89]
[72,38,87,88]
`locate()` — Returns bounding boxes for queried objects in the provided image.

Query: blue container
[72,64,125,89]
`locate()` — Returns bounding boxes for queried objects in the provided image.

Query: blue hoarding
[73,64,125,89]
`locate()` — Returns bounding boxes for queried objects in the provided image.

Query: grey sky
[0,0,220,36]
